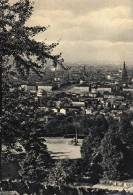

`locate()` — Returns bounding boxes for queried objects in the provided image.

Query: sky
[11,0,133,66]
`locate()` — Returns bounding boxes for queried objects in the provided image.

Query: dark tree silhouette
[100,112,133,180]
[81,131,102,183]
[0,0,62,181]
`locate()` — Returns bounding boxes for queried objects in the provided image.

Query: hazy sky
[12,0,133,65]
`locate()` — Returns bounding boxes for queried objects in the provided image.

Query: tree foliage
[100,129,125,180]
[0,0,62,77]
[0,0,62,182]
[2,88,39,145]
[19,133,51,182]
[47,160,80,186]
[1,0,62,141]
[81,112,133,181]
[1,0,62,147]
[81,131,102,182]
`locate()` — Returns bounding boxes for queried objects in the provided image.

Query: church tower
[121,61,128,83]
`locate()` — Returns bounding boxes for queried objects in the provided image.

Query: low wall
[100,180,133,188]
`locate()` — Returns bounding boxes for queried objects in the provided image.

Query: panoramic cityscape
[1,0,133,195]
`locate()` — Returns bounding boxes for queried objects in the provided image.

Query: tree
[80,114,109,183]
[100,129,124,180]
[1,0,62,143]
[0,0,62,76]
[93,114,108,138]
[118,112,133,178]
[19,133,51,183]
[100,112,133,180]
[81,112,133,181]
[1,82,53,183]
[119,112,133,147]
[0,0,62,181]
[2,88,38,145]
[47,160,80,186]
[81,131,102,183]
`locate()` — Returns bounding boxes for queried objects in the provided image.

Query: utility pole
[73,114,79,146]
[75,127,78,145]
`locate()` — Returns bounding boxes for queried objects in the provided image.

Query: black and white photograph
[0,0,133,194]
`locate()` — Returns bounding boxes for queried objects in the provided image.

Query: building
[121,61,128,83]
